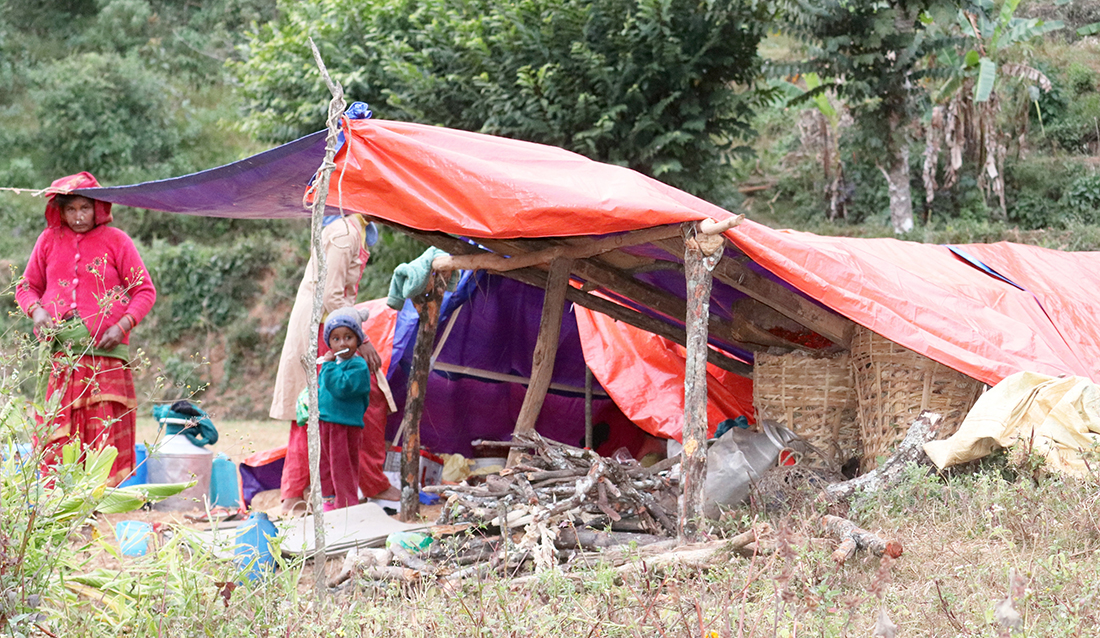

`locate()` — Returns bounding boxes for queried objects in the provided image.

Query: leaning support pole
[584,366,594,450]
[399,271,447,521]
[305,37,344,593]
[507,257,574,467]
[679,222,724,543]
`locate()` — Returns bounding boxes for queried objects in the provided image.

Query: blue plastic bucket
[209,453,240,508]
[118,443,148,488]
[116,520,153,557]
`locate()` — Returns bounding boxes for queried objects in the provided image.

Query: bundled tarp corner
[924,371,1100,475]
[76,115,1100,445]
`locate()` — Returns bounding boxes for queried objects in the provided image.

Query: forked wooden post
[399,271,447,521]
[679,224,723,543]
[507,257,574,466]
[304,38,343,591]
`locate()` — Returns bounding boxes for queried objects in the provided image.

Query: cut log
[826,411,942,499]
[553,528,667,551]
[821,515,903,565]
[326,548,393,588]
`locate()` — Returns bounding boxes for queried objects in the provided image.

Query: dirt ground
[134,417,289,466]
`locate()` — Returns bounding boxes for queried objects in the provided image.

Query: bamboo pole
[305,37,343,593]
[399,271,447,521]
[506,257,574,467]
[679,223,722,543]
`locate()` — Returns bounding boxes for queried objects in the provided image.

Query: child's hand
[322,351,336,362]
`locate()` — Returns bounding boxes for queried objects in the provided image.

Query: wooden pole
[398,271,447,521]
[305,37,343,591]
[584,366,594,450]
[506,257,573,466]
[679,223,723,543]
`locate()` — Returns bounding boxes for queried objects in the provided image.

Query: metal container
[146,434,213,511]
[703,421,796,518]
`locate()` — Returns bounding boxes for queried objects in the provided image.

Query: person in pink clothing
[15,172,156,486]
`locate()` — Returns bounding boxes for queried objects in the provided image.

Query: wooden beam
[478,237,801,352]
[430,224,682,273]
[507,257,574,466]
[376,221,753,377]
[432,362,609,397]
[698,214,744,235]
[398,272,447,521]
[653,237,855,348]
[680,228,717,543]
[513,266,753,378]
[568,258,798,351]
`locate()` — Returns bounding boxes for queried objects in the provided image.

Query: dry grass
[49,450,1100,636]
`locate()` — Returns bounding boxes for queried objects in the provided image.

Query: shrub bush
[1062,172,1100,223]
[141,238,275,337]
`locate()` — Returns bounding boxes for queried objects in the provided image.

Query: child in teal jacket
[318,307,372,510]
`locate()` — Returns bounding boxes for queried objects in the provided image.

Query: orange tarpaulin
[575,304,755,440]
[728,225,1098,386]
[331,119,734,238]
[327,118,1100,436]
[356,298,399,373]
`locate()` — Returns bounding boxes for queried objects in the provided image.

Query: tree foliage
[32,52,184,180]
[235,0,775,203]
[778,1,966,231]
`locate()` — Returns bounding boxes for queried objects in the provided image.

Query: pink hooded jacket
[15,172,156,345]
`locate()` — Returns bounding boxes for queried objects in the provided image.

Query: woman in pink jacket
[16,172,156,486]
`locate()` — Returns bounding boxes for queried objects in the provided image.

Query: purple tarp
[74,131,347,218]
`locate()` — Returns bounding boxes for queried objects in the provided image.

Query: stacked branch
[426,433,680,539]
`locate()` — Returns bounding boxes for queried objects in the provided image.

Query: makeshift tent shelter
[74,114,1100,528]
[78,118,1100,388]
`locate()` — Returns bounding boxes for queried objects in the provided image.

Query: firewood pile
[428,432,681,538]
[327,421,921,589]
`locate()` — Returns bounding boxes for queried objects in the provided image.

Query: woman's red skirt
[39,354,137,487]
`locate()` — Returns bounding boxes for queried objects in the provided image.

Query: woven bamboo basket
[850,327,983,471]
[753,351,859,465]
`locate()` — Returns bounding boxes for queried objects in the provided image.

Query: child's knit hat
[323,307,366,348]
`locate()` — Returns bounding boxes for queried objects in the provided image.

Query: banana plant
[962,0,1061,103]
[0,441,191,635]
[921,0,1061,218]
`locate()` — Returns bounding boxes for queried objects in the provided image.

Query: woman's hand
[31,307,53,339]
[358,340,382,373]
[97,324,126,351]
